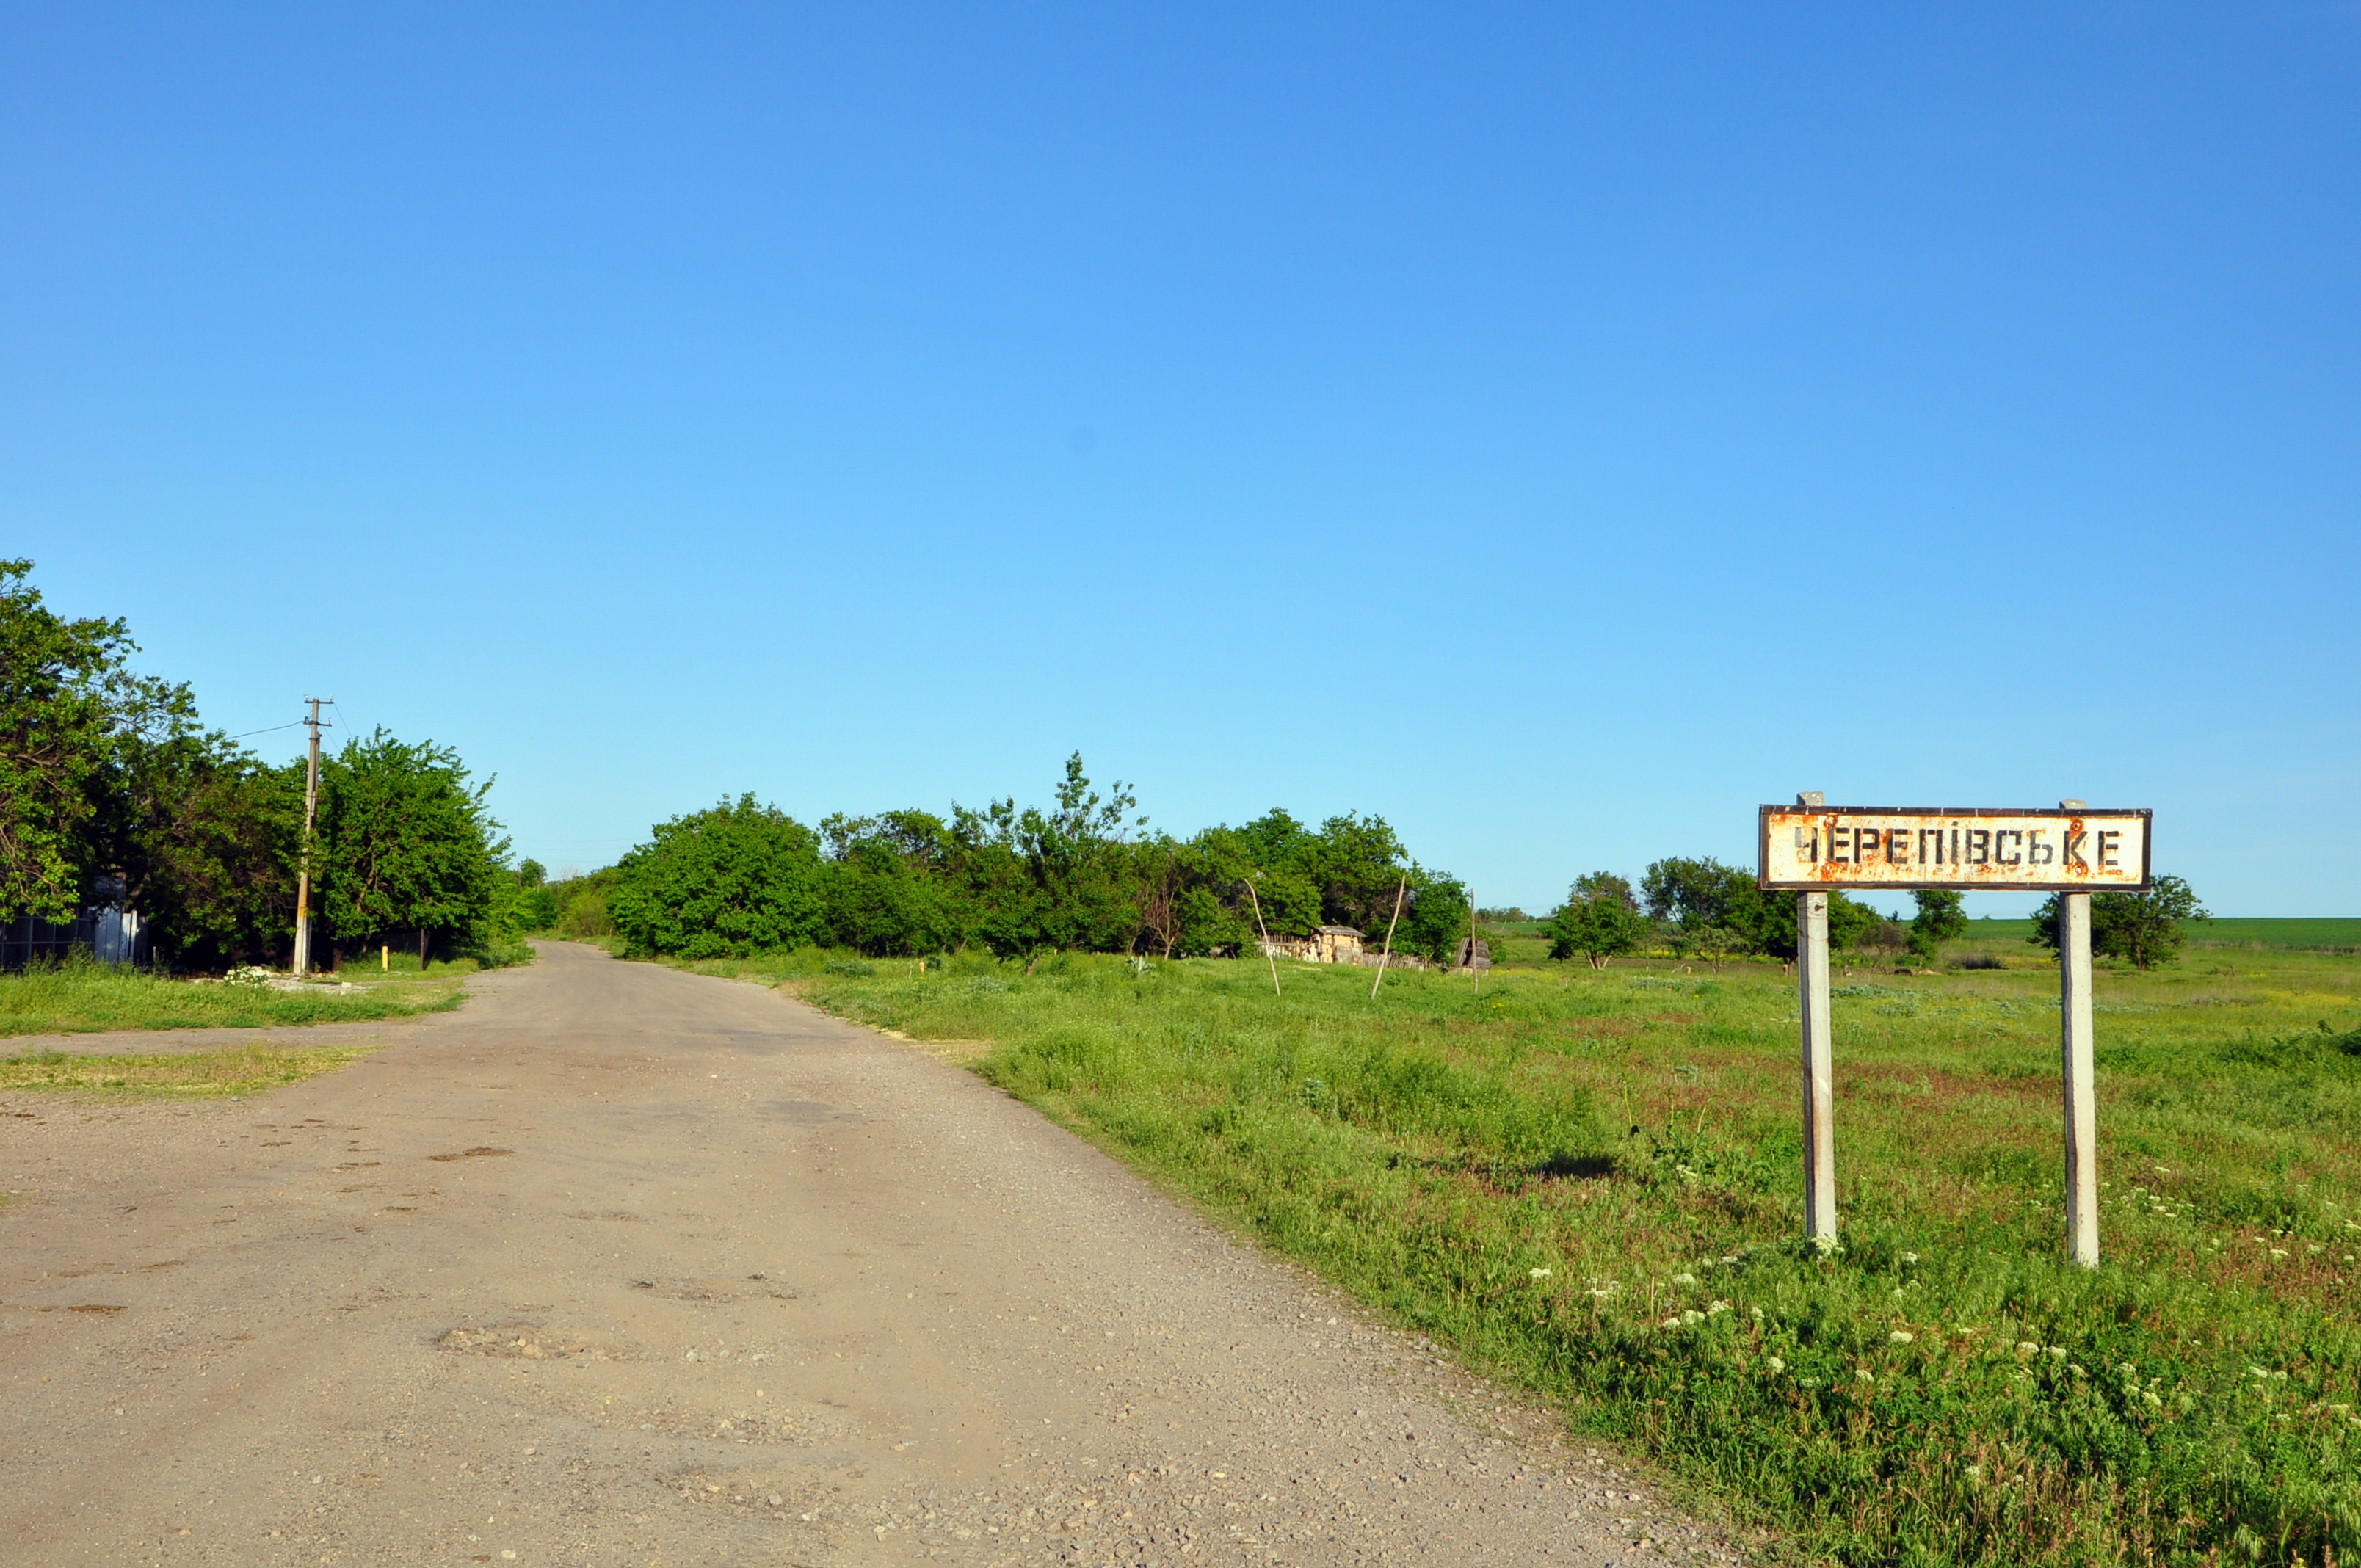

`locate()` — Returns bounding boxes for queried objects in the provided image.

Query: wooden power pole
[291,697,331,976]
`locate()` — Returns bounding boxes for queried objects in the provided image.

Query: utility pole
[1368,874,1407,999]
[1244,877,1282,998]
[291,697,332,976]
[1470,888,1481,995]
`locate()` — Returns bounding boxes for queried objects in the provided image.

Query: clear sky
[7,4,2356,917]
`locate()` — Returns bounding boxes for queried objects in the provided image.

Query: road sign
[1758,806,2150,892]
[1772,794,2150,1271]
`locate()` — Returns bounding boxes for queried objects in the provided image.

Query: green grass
[668,941,2361,1567]
[0,958,468,1037]
[0,1042,381,1098]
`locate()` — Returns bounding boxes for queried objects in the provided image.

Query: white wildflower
[1889,1330,1915,1344]
[1530,1268,1553,1281]
[1898,1252,1920,1265]
[1764,1356,1785,1374]
[1672,1273,1700,1287]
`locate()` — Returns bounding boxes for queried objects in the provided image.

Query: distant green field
[1499,914,2361,963]
[1953,917,2361,954]
[2187,918,2361,951]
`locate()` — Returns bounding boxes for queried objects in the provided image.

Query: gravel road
[0,941,1740,1568]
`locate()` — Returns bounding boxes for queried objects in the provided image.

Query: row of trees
[1539,858,1923,968]
[1543,854,2206,970]
[602,770,2211,972]
[0,560,523,970]
[605,755,1473,964]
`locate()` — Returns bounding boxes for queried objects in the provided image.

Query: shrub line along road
[0,942,1736,1568]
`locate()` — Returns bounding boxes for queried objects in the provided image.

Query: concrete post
[1795,791,1835,1249]
[2059,884,2099,1267]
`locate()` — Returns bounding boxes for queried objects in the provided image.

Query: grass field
[666,939,2361,1567]
[0,957,469,1038]
[0,1042,380,1098]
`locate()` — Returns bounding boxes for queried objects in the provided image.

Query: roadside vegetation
[0,559,539,976]
[0,955,466,1038]
[0,1041,381,1097]
[600,754,1479,965]
[661,929,2361,1568]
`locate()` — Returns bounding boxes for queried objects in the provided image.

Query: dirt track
[0,942,1733,1568]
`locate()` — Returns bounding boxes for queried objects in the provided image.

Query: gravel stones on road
[0,941,1747,1567]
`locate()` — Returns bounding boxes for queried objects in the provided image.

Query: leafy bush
[2029,876,2210,969]
[610,795,829,958]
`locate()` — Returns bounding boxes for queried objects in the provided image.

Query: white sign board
[1758,807,2151,892]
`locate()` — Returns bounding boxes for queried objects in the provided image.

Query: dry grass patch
[0,1042,378,1098]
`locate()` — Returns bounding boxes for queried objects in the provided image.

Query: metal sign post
[1760,797,2150,1267]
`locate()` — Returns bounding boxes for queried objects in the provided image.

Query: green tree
[1909,888,1968,963]
[0,560,146,920]
[1573,871,1636,908]
[2028,875,2208,970]
[1641,857,1751,931]
[1548,874,1648,968]
[1642,855,1879,960]
[95,721,300,968]
[949,754,1146,961]
[549,866,620,939]
[314,729,510,966]
[612,794,827,959]
[1396,870,1470,963]
[819,810,970,955]
[1301,812,1412,932]
[505,859,560,933]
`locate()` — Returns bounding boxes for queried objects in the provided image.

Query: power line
[228,719,305,739]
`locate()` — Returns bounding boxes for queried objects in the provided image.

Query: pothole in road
[436,1322,635,1361]
[664,1467,838,1524]
[637,1403,857,1448]
[628,1276,800,1304]
[764,1100,838,1125]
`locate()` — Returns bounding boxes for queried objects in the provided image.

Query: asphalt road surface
[1,942,1741,1568]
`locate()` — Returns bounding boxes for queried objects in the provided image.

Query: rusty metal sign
[1758,807,2151,891]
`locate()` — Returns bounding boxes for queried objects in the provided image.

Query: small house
[1254,925,1368,964]
[1314,925,1365,964]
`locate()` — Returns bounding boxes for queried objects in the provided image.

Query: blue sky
[6,4,2355,916]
